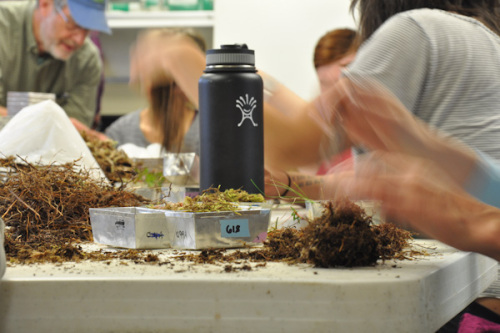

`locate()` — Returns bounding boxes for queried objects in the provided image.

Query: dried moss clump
[206,187,265,203]
[153,187,265,212]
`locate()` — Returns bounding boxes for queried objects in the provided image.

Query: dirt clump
[299,200,380,267]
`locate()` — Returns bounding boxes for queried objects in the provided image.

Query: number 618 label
[220,219,250,238]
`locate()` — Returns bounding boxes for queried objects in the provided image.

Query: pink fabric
[316,149,352,175]
[458,313,500,333]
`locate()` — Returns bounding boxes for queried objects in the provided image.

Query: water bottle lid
[205,44,255,66]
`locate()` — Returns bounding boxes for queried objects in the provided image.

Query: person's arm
[465,151,500,209]
[336,152,500,261]
[70,117,108,141]
[263,101,332,170]
[328,77,479,187]
[265,167,355,202]
[132,33,205,109]
[265,169,326,200]
[259,71,308,117]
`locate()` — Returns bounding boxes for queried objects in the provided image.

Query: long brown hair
[350,0,500,43]
[313,28,358,69]
[150,82,194,153]
[148,28,206,153]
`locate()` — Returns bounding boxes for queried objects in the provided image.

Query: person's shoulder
[372,8,452,41]
[0,1,29,26]
[0,1,29,11]
[104,110,143,143]
[107,110,142,130]
[65,38,102,73]
[395,8,471,27]
[395,8,496,39]
[116,110,141,123]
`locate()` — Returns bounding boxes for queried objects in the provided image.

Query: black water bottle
[199,44,264,194]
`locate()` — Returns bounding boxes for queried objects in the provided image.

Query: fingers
[334,151,470,239]
[69,117,88,131]
[331,78,431,156]
[264,168,289,198]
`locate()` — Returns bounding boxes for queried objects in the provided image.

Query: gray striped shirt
[345,8,500,160]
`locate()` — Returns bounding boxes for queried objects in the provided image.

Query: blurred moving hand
[335,151,500,261]
[319,78,500,260]
[317,77,479,186]
[130,30,205,108]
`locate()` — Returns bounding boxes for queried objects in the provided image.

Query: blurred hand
[317,78,478,186]
[131,30,205,107]
[264,168,289,198]
[334,151,495,253]
[0,106,7,116]
[70,117,90,132]
[70,117,108,141]
[130,32,174,97]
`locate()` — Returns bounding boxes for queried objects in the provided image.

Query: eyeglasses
[55,6,89,34]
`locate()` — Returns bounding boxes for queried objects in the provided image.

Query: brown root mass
[300,200,379,267]
[373,223,413,260]
[0,159,150,264]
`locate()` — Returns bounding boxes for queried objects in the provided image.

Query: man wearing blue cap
[0,0,111,126]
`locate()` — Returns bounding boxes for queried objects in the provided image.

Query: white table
[0,239,497,333]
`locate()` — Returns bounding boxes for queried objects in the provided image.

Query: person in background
[89,31,106,130]
[72,28,205,155]
[313,28,357,174]
[0,0,110,126]
[314,28,357,94]
[262,28,358,197]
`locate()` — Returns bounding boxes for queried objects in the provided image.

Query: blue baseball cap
[67,0,111,34]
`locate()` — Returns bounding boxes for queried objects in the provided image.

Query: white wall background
[214,0,356,100]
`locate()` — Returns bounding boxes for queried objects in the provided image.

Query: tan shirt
[0,1,102,126]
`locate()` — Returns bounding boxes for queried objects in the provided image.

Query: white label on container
[220,219,250,238]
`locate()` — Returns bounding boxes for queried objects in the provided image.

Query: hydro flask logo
[236,94,258,127]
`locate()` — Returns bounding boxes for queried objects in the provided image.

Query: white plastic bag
[118,142,163,158]
[0,100,107,180]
